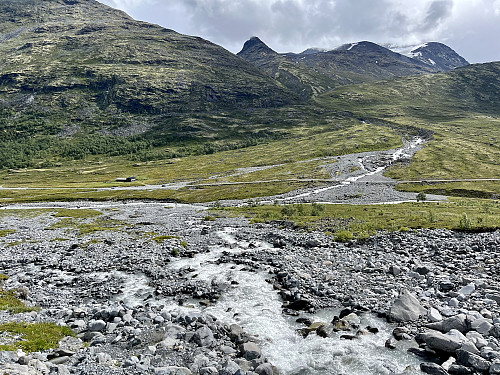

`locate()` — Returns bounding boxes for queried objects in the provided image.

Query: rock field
[0,202,499,374]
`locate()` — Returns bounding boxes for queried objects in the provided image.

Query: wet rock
[393,327,412,340]
[255,363,274,375]
[240,342,262,360]
[389,289,427,322]
[229,324,244,344]
[456,349,491,372]
[420,362,449,375]
[385,338,396,349]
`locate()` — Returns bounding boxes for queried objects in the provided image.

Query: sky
[99,0,500,63]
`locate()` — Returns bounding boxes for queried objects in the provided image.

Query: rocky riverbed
[1,202,500,375]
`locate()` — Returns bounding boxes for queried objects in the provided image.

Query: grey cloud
[417,0,453,32]
[99,0,500,63]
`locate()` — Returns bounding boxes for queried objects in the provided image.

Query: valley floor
[0,202,500,374]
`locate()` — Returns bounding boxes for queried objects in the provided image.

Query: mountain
[0,0,297,141]
[239,39,467,98]
[237,37,341,99]
[389,42,469,71]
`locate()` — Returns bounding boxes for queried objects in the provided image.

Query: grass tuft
[0,322,75,352]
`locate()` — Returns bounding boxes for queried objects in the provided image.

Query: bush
[311,203,325,216]
[458,213,473,230]
[416,192,427,202]
[334,230,354,242]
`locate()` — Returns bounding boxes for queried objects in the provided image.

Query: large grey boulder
[416,330,465,353]
[427,314,469,333]
[389,290,427,322]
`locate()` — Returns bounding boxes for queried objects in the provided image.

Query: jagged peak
[237,36,277,56]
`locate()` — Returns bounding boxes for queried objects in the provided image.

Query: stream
[113,228,424,375]
[280,137,425,202]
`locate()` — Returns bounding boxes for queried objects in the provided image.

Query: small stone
[155,367,192,375]
[88,320,106,332]
[459,284,475,296]
[240,342,262,360]
[385,338,396,349]
[428,308,443,323]
[154,315,165,324]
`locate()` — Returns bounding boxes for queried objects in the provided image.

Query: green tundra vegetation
[0,322,75,352]
[220,199,500,240]
[0,0,498,204]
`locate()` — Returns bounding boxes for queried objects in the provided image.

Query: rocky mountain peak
[409,42,469,71]
[238,36,278,57]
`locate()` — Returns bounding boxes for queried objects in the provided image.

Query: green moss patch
[0,290,38,314]
[0,322,75,352]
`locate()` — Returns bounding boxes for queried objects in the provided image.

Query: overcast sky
[99,0,500,63]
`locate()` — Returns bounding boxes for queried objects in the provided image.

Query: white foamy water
[107,229,424,374]
[167,230,424,375]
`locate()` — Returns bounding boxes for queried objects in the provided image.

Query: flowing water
[115,228,424,374]
[281,137,424,201]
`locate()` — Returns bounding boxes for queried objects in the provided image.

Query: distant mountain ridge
[239,38,469,98]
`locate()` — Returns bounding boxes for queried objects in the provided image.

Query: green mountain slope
[317,62,500,197]
[237,37,342,99]
[0,0,296,139]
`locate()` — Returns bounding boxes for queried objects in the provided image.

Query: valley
[0,1,499,375]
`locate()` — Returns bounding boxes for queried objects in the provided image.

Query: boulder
[427,314,469,333]
[240,342,262,360]
[88,320,106,332]
[389,290,427,322]
[255,363,274,375]
[470,318,493,335]
[456,349,491,372]
[420,362,449,375]
[458,284,475,296]
[428,308,443,323]
[192,326,216,348]
[416,330,464,353]
[448,364,472,374]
